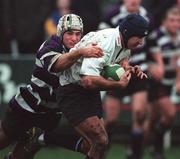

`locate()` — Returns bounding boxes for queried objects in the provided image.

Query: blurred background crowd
[1,0,180,158]
[0,0,179,54]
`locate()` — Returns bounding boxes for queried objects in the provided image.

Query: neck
[62,44,69,52]
[60,9,71,16]
[126,6,139,13]
[166,28,178,38]
[119,33,126,48]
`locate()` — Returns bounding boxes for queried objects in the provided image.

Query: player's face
[57,0,70,9]
[63,30,82,49]
[164,14,180,35]
[124,0,141,12]
[127,36,144,49]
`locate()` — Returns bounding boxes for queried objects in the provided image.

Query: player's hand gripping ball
[101,64,125,81]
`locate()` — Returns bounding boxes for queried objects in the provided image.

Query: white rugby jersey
[99,5,152,73]
[59,27,131,86]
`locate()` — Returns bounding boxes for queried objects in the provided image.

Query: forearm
[152,53,164,67]
[80,75,125,90]
[51,49,83,72]
[119,58,130,70]
[176,67,180,82]
[176,66,180,93]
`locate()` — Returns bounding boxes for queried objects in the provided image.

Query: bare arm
[152,52,164,66]
[176,59,180,93]
[51,44,103,72]
[148,52,164,80]
[80,70,131,90]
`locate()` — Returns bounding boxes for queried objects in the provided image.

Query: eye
[66,31,73,35]
[75,32,81,36]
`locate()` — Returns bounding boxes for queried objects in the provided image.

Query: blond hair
[164,6,180,20]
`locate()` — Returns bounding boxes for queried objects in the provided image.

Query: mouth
[71,42,77,45]
[69,43,75,47]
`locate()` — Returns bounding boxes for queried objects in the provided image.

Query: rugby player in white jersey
[55,13,149,159]
[99,1,153,158]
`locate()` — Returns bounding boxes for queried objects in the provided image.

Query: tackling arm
[51,44,103,72]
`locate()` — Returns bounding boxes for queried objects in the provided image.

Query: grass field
[0,144,179,159]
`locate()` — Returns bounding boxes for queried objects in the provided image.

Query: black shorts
[148,79,172,102]
[107,76,148,99]
[1,99,62,140]
[56,84,103,126]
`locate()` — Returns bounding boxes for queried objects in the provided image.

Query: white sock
[38,133,46,146]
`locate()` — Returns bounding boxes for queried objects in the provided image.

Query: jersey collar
[115,27,122,47]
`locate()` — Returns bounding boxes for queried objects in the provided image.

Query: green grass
[0,144,180,159]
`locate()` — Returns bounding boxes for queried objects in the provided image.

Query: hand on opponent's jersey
[118,58,147,79]
[125,65,148,79]
[79,43,103,58]
[133,65,148,79]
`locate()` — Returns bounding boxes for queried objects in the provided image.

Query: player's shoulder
[94,28,118,48]
[36,35,64,58]
[148,27,165,40]
[84,28,116,37]
[97,28,118,37]
[79,28,117,44]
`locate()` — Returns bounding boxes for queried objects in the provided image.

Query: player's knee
[96,132,109,148]
[165,108,176,122]
[104,100,121,124]
[90,128,108,147]
[0,127,12,149]
[134,109,146,125]
[81,139,91,155]
[105,115,119,125]
[159,98,176,119]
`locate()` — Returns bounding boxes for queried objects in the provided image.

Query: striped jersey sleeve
[10,35,66,113]
[37,35,64,73]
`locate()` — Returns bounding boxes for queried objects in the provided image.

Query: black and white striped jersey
[10,35,66,113]
[146,26,180,86]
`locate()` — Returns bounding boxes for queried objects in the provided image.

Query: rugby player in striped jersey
[1,14,103,159]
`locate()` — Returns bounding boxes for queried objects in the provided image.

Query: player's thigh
[146,101,164,131]
[35,112,62,132]
[157,96,176,118]
[75,116,108,145]
[0,121,13,149]
[0,104,35,148]
[1,105,34,142]
[57,84,103,126]
[132,91,148,113]
[103,95,121,122]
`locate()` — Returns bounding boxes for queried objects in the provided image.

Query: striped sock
[75,137,83,152]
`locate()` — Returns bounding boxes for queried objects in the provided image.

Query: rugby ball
[101,64,125,81]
